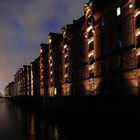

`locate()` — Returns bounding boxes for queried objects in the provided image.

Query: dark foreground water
[1,97,140,140]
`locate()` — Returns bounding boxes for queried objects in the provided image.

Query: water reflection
[0,98,94,140]
[1,98,140,140]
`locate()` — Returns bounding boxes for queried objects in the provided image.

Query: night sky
[0,0,87,93]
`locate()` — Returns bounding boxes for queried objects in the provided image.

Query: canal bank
[9,95,140,115]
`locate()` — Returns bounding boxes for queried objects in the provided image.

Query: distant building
[14,65,31,96]
[40,43,49,96]
[31,57,40,96]
[14,68,24,96]
[4,81,14,96]
[48,32,62,96]
[60,18,86,96]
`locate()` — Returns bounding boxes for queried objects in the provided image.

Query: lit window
[54,88,57,95]
[116,7,121,16]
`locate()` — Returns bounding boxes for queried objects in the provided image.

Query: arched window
[88,29,93,39]
[65,56,68,63]
[89,42,94,52]
[87,16,92,27]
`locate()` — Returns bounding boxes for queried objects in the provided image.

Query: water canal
[0,97,140,140]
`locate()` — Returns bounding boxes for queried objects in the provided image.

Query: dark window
[137,35,140,48]
[64,38,68,44]
[65,56,68,63]
[89,56,94,65]
[136,14,140,29]
[101,18,104,26]
[101,63,105,74]
[89,67,94,78]
[50,66,53,71]
[117,40,122,48]
[116,18,122,48]
[89,42,94,52]
[88,30,93,39]
[87,16,92,27]
[65,67,68,73]
[89,73,94,78]
[138,55,140,67]
[64,48,68,54]
[100,18,106,53]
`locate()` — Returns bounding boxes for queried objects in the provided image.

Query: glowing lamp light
[135,11,140,17]
[92,30,95,33]
[136,31,140,37]
[40,48,42,53]
[65,74,68,78]
[54,88,57,95]
[65,64,68,67]
[49,36,52,44]
[129,3,133,8]
[65,54,68,58]
[64,44,67,49]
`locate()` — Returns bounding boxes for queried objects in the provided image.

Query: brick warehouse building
[40,43,49,96]
[13,65,31,96]
[47,0,140,96]
[54,0,140,96]
[48,32,62,96]
[4,0,140,97]
[31,57,40,96]
[82,0,140,96]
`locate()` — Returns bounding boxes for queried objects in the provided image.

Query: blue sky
[0,0,87,93]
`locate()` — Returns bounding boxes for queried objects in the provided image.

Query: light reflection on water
[1,98,139,140]
[0,98,66,140]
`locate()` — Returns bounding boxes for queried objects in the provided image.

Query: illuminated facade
[14,68,24,96]
[14,65,31,96]
[40,43,49,96]
[82,0,139,95]
[31,57,40,96]
[4,81,14,96]
[61,18,87,96]
[61,27,72,96]
[48,32,62,96]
